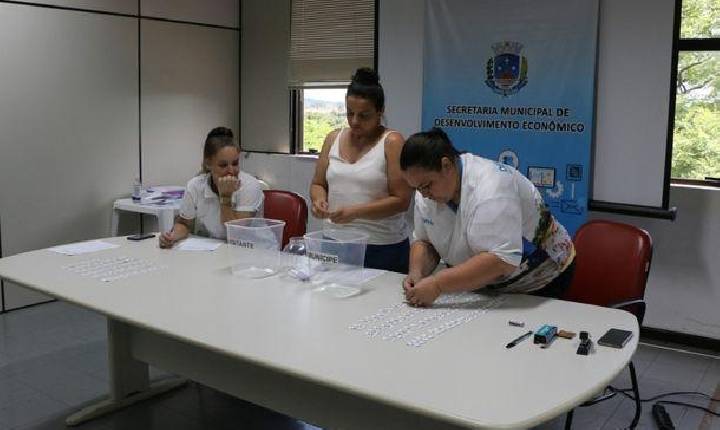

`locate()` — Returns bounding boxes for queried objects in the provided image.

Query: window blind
[289,0,375,85]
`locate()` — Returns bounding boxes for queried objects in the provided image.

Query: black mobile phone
[127,233,155,241]
[597,328,633,349]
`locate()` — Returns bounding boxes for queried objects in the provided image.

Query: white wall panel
[378,0,424,137]
[142,0,239,28]
[241,0,291,153]
[140,20,239,188]
[0,4,139,309]
[25,0,137,14]
[593,0,675,207]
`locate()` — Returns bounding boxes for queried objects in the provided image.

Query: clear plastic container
[225,218,286,278]
[302,229,368,297]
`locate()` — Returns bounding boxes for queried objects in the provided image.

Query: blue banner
[422,0,598,235]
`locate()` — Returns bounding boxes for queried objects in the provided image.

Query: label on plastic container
[229,240,255,249]
[307,251,339,264]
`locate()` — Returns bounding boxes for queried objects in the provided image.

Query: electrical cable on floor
[607,385,720,428]
[608,386,720,404]
[580,385,720,429]
[654,400,720,417]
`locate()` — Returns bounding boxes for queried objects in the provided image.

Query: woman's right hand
[159,231,176,249]
[311,199,331,219]
[402,271,424,292]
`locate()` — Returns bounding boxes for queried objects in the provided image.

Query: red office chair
[562,220,653,430]
[262,190,308,249]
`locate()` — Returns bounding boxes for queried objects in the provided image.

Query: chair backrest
[562,220,653,324]
[262,190,308,248]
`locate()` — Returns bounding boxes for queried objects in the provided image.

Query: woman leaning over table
[159,127,264,248]
[400,127,575,306]
[309,68,412,273]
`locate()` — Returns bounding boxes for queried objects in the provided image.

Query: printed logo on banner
[528,166,556,188]
[566,164,583,181]
[498,149,519,169]
[485,41,528,96]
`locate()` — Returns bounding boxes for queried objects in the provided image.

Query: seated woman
[159,127,264,248]
[310,68,412,273]
[399,127,575,306]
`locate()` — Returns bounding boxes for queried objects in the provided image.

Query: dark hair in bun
[400,127,461,172]
[202,126,238,173]
[347,67,384,111]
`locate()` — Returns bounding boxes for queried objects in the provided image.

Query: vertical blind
[289,0,375,85]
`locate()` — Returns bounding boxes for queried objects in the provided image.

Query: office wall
[141,21,239,187]
[240,0,292,153]
[595,187,720,338]
[141,0,239,28]
[0,0,239,311]
[23,0,137,14]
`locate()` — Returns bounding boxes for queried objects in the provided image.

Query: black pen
[506,330,533,349]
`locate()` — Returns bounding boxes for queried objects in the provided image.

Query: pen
[506,330,533,349]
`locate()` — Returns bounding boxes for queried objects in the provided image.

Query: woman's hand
[216,175,240,197]
[329,206,359,224]
[159,231,176,249]
[404,275,442,307]
[311,199,331,219]
[402,271,423,292]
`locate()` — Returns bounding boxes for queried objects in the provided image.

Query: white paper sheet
[63,256,165,282]
[48,240,120,256]
[176,237,223,251]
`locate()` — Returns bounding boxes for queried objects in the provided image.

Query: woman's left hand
[217,175,240,197]
[329,206,359,224]
[404,276,442,307]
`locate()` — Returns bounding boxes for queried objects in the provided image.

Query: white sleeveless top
[324,128,409,245]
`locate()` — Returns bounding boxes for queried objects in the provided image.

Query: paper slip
[48,240,120,256]
[176,237,223,251]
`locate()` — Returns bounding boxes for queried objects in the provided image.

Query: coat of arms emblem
[485,41,528,96]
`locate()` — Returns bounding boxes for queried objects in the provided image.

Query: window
[672,0,720,183]
[294,86,347,153]
[289,0,375,153]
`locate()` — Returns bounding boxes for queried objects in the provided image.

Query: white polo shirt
[179,172,264,240]
[413,153,574,293]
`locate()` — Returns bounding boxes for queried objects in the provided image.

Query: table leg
[65,319,187,426]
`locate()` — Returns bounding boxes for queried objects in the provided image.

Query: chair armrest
[608,299,644,309]
[608,299,645,325]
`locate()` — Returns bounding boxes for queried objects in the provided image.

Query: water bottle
[132,177,142,201]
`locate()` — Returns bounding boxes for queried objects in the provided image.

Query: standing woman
[310,68,412,273]
[159,127,264,248]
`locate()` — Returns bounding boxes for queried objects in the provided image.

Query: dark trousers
[530,261,576,299]
[364,239,410,274]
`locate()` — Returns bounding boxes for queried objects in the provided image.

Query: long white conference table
[0,236,638,429]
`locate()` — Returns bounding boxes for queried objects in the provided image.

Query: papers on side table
[48,240,120,256]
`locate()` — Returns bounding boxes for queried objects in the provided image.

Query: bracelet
[219,196,232,206]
